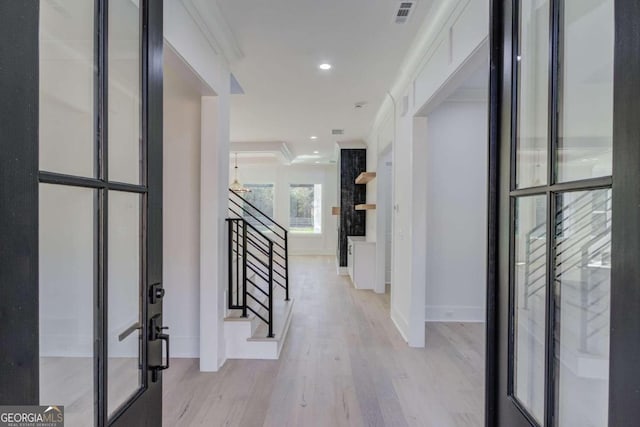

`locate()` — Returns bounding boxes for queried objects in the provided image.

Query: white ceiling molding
[181,0,244,64]
[368,0,466,139]
[230,141,294,165]
[415,41,489,115]
[335,140,368,150]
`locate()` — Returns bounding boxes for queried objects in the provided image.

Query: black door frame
[487,0,640,425]
[0,1,164,425]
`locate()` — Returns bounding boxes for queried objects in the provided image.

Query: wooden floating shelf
[355,172,376,184]
[331,206,341,215]
[355,204,376,211]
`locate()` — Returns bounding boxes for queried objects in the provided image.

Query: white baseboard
[289,250,335,256]
[425,305,485,323]
[390,306,409,342]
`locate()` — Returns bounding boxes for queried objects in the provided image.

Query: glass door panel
[513,196,547,423]
[504,0,614,425]
[107,191,143,416]
[557,0,614,182]
[515,0,550,189]
[108,0,142,185]
[39,184,95,426]
[39,0,95,178]
[36,0,156,424]
[554,189,611,426]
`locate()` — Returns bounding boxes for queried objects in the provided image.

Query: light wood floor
[163,256,485,427]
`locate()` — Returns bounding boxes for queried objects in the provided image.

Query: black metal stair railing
[523,191,612,352]
[226,189,289,338]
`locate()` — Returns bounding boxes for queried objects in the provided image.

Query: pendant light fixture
[230,152,251,193]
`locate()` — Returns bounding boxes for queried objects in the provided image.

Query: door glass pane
[516,0,549,189]
[39,0,95,177]
[108,0,142,184]
[557,0,614,182]
[513,195,547,423]
[39,184,95,426]
[108,191,142,416]
[554,189,611,426]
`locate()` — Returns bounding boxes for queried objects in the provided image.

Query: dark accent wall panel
[338,149,367,267]
[0,0,40,404]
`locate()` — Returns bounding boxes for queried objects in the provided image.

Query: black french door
[488,0,640,426]
[0,1,165,426]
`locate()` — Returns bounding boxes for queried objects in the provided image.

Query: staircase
[224,189,294,359]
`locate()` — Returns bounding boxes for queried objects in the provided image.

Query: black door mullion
[96,0,108,423]
[544,0,560,425]
[509,0,520,192]
[543,188,555,427]
[609,1,640,424]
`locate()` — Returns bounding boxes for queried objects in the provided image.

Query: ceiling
[217,0,432,164]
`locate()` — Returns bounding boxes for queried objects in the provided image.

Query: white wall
[366,0,490,346]
[424,100,487,322]
[163,59,203,358]
[163,0,233,370]
[229,160,338,256]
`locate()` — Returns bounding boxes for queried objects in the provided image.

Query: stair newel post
[227,219,233,309]
[268,240,274,338]
[284,229,290,301]
[242,220,248,318]
[235,220,240,306]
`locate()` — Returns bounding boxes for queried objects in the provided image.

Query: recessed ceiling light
[315,161,321,164]
[310,136,318,140]
[319,63,332,70]
[313,150,320,154]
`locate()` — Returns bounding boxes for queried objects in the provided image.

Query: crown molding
[181,0,244,65]
[230,141,293,165]
[368,0,468,139]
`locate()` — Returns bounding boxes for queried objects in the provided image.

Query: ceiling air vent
[331,129,344,135]
[395,1,416,24]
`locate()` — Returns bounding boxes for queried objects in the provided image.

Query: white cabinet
[347,236,376,290]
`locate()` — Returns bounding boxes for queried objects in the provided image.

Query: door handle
[149,314,170,382]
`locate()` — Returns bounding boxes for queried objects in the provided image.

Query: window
[242,184,274,230]
[289,184,322,233]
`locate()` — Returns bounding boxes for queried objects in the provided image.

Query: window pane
[289,184,322,233]
[243,184,275,231]
[554,189,611,426]
[557,0,614,182]
[109,0,142,184]
[108,191,142,416]
[39,184,95,426]
[39,0,95,177]
[513,195,547,423]
[516,0,550,189]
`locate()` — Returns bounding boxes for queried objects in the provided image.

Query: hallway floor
[163,256,485,426]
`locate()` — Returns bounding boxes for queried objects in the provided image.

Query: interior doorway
[375,146,394,294]
[422,65,489,323]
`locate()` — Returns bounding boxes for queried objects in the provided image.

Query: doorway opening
[375,146,393,294]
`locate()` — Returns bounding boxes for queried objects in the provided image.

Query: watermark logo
[0,406,64,427]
